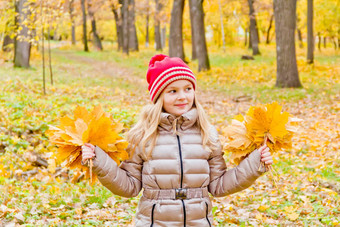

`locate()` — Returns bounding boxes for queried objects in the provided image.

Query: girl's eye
[169,90,176,93]
[185,87,192,91]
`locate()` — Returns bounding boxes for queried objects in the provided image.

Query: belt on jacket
[143,187,209,200]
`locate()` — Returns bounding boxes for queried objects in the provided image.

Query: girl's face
[162,80,195,117]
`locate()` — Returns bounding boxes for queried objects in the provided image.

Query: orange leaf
[47,105,129,183]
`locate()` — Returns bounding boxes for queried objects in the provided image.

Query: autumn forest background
[0,0,339,226]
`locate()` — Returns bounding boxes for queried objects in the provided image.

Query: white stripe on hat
[150,70,195,95]
[150,74,196,102]
[149,66,195,93]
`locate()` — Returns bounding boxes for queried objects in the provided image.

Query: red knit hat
[146,54,196,103]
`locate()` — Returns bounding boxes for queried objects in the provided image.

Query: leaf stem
[263,133,279,190]
[263,133,268,146]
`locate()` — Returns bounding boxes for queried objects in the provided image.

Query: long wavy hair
[127,92,219,159]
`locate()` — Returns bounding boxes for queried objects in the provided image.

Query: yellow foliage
[258,205,269,212]
[46,105,129,182]
[224,102,301,164]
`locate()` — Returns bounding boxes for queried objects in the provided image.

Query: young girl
[82,54,273,226]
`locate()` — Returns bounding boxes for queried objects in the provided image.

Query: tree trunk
[274,0,302,88]
[154,0,162,50]
[71,24,76,45]
[161,26,166,49]
[47,24,53,85]
[122,0,129,54]
[145,0,149,48]
[248,0,260,55]
[190,0,210,71]
[189,0,197,60]
[40,0,46,94]
[128,0,138,51]
[69,0,76,45]
[90,17,103,50]
[256,20,260,43]
[88,0,103,51]
[218,0,226,52]
[318,32,321,50]
[169,0,185,60]
[14,0,31,68]
[81,0,89,52]
[248,26,252,49]
[2,35,13,52]
[245,28,248,46]
[297,28,303,48]
[323,36,326,48]
[332,37,337,49]
[307,0,313,64]
[111,0,123,51]
[266,15,273,44]
[47,0,53,85]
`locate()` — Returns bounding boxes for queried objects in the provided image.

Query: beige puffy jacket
[92,108,265,226]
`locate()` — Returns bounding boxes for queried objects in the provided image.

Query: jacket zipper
[181,200,186,227]
[176,135,186,227]
[176,135,184,188]
[205,202,211,227]
[150,204,156,227]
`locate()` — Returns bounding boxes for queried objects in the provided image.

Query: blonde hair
[127,92,219,159]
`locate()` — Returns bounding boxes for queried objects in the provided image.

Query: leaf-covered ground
[0,44,339,226]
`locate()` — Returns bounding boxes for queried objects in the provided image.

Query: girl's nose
[177,90,186,99]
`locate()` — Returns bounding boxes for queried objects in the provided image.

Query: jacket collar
[159,108,198,132]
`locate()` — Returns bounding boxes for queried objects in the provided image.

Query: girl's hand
[81,143,95,164]
[258,144,273,165]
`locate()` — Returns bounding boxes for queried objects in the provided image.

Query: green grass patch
[320,167,340,182]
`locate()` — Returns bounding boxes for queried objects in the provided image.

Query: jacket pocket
[205,202,211,227]
[150,204,156,227]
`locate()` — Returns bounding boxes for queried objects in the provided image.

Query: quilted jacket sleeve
[92,145,143,198]
[207,126,266,197]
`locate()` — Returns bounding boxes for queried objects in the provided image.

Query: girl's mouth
[175,104,187,108]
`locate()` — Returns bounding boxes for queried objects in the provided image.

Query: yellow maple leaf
[46,105,129,183]
[224,102,300,164]
[245,102,289,147]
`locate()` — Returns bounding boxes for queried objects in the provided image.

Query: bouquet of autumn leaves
[46,105,129,183]
[224,102,301,167]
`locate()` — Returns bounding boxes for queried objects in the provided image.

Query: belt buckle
[175,188,187,200]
